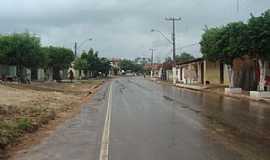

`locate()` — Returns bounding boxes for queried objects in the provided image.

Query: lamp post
[74,38,93,57]
[151,29,173,45]
[149,48,155,78]
[151,17,181,84]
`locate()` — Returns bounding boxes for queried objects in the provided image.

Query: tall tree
[175,52,195,63]
[74,49,112,78]
[0,32,42,82]
[97,57,111,77]
[74,53,88,77]
[200,22,248,87]
[44,46,75,81]
[0,35,9,64]
[119,59,135,71]
[248,10,270,90]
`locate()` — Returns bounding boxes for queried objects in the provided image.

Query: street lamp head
[150,29,155,32]
[165,17,182,21]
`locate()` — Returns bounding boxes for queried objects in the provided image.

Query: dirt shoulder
[0,80,105,159]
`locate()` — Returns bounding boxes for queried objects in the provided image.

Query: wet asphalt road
[110,77,270,160]
[14,77,270,160]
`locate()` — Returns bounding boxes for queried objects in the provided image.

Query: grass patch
[0,105,56,149]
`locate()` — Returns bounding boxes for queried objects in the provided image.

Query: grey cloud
[0,0,270,60]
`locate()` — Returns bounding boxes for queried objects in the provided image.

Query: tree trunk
[258,59,266,91]
[17,64,26,83]
[227,65,235,88]
[53,68,61,82]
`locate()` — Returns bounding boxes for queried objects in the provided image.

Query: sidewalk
[149,78,270,104]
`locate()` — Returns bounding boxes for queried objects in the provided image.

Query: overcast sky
[0,0,269,61]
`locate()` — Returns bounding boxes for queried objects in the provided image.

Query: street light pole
[149,48,155,78]
[149,48,154,66]
[151,29,173,45]
[74,38,93,57]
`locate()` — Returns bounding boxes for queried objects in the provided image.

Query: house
[111,58,121,75]
[0,64,17,81]
[176,58,229,86]
[144,63,163,79]
[176,56,270,93]
[232,55,270,91]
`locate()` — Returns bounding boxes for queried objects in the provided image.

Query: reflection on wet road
[110,77,270,160]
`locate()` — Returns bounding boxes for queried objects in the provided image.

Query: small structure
[176,58,229,86]
[144,63,162,79]
[111,58,121,75]
[0,65,17,81]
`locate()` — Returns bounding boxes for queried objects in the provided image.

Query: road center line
[99,83,113,160]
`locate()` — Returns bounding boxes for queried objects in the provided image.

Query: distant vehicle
[121,70,135,76]
[125,73,134,76]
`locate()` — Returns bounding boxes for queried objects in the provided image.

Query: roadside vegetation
[200,9,270,90]
[119,59,144,73]
[0,31,110,157]
[0,80,103,158]
[74,48,111,78]
[0,32,75,83]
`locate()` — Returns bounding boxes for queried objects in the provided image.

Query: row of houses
[150,56,270,93]
[0,64,73,82]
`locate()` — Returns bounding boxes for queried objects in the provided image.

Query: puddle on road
[163,95,174,102]
[159,85,270,160]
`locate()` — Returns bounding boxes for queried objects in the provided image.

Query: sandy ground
[0,80,104,159]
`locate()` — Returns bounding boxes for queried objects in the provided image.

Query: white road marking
[99,83,113,160]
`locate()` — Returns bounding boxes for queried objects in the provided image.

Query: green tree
[97,57,111,77]
[175,52,195,63]
[133,63,144,73]
[0,32,42,82]
[74,49,111,78]
[164,57,173,63]
[74,57,88,77]
[135,57,150,65]
[200,22,249,87]
[0,35,9,64]
[119,59,135,71]
[248,10,270,90]
[44,46,75,81]
[86,48,100,77]
[200,27,224,61]
[119,59,144,74]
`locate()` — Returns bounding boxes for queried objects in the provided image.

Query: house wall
[37,68,45,81]
[179,62,202,84]
[177,59,230,86]
[166,70,173,81]
[204,61,229,85]
[0,65,17,77]
[233,56,258,91]
[266,61,270,91]
[224,65,230,85]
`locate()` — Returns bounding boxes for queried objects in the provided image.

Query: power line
[149,48,155,65]
[176,43,199,51]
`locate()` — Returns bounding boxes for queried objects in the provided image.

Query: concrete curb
[150,79,270,104]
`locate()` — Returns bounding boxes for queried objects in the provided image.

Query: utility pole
[149,48,154,66]
[237,0,239,13]
[74,42,78,57]
[149,48,155,78]
[165,17,181,63]
[165,17,181,84]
